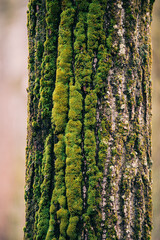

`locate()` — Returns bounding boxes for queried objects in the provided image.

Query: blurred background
[0,0,27,239]
[152,1,160,239]
[0,0,160,239]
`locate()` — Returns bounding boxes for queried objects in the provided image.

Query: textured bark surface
[25,0,154,239]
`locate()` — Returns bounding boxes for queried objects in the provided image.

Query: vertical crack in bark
[109,74,117,132]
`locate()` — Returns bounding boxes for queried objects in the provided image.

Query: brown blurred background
[152,1,160,239]
[0,0,160,239]
[0,0,27,239]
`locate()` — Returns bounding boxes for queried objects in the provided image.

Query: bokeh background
[0,0,160,239]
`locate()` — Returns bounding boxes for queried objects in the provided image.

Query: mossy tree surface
[25,0,155,239]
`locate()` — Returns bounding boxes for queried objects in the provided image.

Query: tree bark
[24,0,155,239]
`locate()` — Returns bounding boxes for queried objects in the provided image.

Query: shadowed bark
[24,0,154,239]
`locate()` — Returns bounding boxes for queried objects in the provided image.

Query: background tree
[24,0,155,239]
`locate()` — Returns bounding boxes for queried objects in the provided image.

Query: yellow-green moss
[47,2,75,239]
[65,87,83,237]
[35,134,54,240]
[57,208,69,238]
[67,216,79,239]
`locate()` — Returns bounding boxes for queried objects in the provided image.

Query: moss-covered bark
[25,0,154,239]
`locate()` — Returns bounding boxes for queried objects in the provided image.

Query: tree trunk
[24,0,154,239]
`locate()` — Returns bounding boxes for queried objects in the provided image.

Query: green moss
[67,216,79,239]
[25,1,47,237]
[52,7,75,133]
[57,208,69,237]
[94,47,112,94]
[35,134,54,240]
[46,2,76,239]
[134,173,144,239]
[52,83,69,133]
[87,2,105,53]
[65,86,83,234]
[32,0,46,120]
[31,2,61,239]
[31,120,39,129]
[83,90,103,236]
[106,35,112,48]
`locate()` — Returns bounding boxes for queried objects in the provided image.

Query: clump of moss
[35,133,54,240]
[57,208,69,238]
[83,92,103,237]
[47,2,75,239]
[67,216,79,239]
[65,86,83,237]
